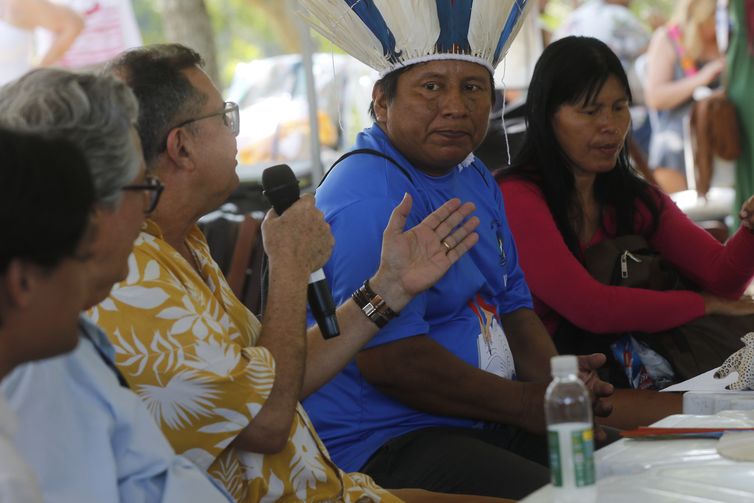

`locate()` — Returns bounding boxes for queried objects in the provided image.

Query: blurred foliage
[206,0,274,87]
[543,0,676,32]
[134,0,282,88]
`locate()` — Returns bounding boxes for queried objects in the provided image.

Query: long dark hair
[497,36,661,259]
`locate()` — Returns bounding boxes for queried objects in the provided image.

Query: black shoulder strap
[471,162,490,188]
[319,147,491,188]
[318,148,414,187]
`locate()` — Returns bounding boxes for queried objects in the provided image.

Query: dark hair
[368,65,413,120]
[104,44,207,164]
[0,128,95,274]
[368,63,496,121]
[498,36,661,258]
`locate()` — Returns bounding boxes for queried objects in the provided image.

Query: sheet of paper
[662,368,738,392]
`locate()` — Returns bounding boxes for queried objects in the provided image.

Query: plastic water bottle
[545,355,596,502]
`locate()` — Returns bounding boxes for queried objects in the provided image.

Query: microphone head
[262,164,300,214]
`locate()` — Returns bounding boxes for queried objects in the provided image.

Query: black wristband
[351,279,399,328]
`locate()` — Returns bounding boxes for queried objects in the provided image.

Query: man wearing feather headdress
[299,1,614,499]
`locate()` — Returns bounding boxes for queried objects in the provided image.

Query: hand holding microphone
[262,164,340,339]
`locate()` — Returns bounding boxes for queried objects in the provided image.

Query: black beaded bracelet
[351,279,399,328]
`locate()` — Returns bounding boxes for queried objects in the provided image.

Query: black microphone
[262,164,340,339]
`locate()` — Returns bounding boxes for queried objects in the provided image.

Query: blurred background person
[0,129,95,503]
[644,0,724,193]
[0,0,83,85]
[35,0,141,70]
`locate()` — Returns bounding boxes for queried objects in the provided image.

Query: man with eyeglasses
[0,68,233,502]
[92,44,509,503]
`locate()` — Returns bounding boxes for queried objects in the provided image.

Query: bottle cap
[551,355,578,377]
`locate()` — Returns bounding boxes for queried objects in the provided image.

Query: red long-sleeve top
[500,178,754,335]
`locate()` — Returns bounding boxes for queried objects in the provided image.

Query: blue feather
[345,0,399,64]
[493,0,528,63]
[436,0,473,54]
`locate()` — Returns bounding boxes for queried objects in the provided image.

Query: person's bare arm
[501,308,556,381]
[644,28,724,110]
[238,195,481,451]
[302,195,479,397]
[356,333,550,434]
[4,0,84,66]
[356,307,612,436]
[235,195,332,452]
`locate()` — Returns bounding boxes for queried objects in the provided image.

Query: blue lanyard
[80,325,130,389]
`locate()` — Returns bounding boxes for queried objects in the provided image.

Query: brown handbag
[582,234,683,291]
[576,234,751,383]
[689,91,742,196]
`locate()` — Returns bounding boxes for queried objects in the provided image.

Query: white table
[522,411,754,502]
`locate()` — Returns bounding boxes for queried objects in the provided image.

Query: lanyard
[667,24,699,77]
[81,326,130,389]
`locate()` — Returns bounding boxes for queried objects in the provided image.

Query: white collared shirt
[0,392,42,502]
[1,316,231,503]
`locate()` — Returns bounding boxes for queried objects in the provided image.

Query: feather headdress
[298,0,532,77]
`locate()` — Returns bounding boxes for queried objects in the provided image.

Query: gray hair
[105,44,206,165]
[0,68,140,208]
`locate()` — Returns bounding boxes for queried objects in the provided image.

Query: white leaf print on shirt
[243,349,275,399]
[149,330,188,377]
[345,472,383,502]
[143,259,161,281]
[258,472,285,503]
[114,327,150,376]
[110,284,170,310]
[238,449,265,481]
[184,338,241,376]
[138,232,160,250]
[156,295,224,340]
[198,407,249,435]
[137,370,220,430]
[182,447,216,471]
[212,452,244,499]
[125,253,139,284]
[289,422,328,500]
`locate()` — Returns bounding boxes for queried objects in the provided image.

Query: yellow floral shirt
[91,220,400,503]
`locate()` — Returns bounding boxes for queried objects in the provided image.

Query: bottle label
[548,424,595,488]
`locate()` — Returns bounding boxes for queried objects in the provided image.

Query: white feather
[298,0,531,75]
[469,0,533,68]
[498,1,535,65]
[373,0,440,61]
[297,0,390,73]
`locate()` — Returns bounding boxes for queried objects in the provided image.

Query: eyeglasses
[159,102,240,153]
[121,175,164,215]
[161,101,240,150]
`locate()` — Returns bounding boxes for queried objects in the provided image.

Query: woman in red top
[496,36,754,404]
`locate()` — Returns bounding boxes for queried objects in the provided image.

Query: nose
[440,86,469,117]
[598,109,625,135]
